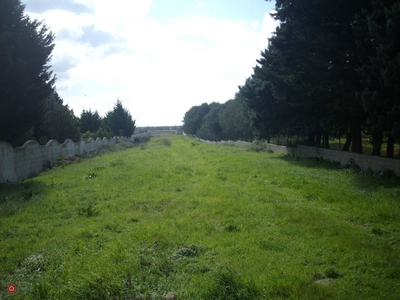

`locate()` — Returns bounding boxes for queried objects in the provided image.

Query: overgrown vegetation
[0,136,399,299]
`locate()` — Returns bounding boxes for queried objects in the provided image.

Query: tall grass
[0,135,399,299]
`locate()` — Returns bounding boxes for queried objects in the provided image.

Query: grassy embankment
[1,135,399,299]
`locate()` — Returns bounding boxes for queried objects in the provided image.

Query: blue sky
[21,0,277,126]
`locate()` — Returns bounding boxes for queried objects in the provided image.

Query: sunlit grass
[0,136,399,299]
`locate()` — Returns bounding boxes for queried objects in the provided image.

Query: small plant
[376,169,397,179]
[162,138,172,146]
[22,190,37,201]
[345,158,361,171]
[248,143,266,152]
[86,172,97,179]
[0,195,8,203]
[225,224,240,232]
[204,268,260,300]
[216,170,227,181]
[78,202,99,217]
[171,244,203,259]
[32,279,51,299]
[74,276,123,299]
[57,155,66,168]
[110,159,124,167]
[324,267,341,279]
[23,182,32,189]
[23,253,49,274]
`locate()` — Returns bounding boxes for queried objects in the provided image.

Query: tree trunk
[386,134,394,158]
[316,133,322,147]
[342,129,352,151]
[307,133,315,146]
[323,131,330,149]
[371,130,383,156]
[351,124,363,154]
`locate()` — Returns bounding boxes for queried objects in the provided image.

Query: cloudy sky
[21,0,277,126]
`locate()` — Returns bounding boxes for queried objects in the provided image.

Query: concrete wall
[265,143,400,175]
[295,145,400,175]
[0,136,128,183]
[0,131,180,184]
[2,131,397,184]
[147,130,178,137]
[195,137,400,176]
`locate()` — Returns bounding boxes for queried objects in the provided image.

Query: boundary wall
[195,137,400,176]
[0,133,152,183]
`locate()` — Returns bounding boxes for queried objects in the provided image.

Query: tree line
[182,99,253,142]
[0,0,136,146]
[183,0,399,157]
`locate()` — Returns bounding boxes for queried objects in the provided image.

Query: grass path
[1,136,399,299]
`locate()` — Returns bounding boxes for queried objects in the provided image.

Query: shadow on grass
[0,180,50,217]
[272,154,400,191]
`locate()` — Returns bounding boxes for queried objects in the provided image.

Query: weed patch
[162,138,172,146]
[204,268,261,300]
[77,202,99,217]
[85,172,97,179]
[171,245,204,259]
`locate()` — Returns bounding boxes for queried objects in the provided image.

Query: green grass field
[1,136,399,299]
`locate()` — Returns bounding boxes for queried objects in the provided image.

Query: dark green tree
[182,103,211,135]
[271,0,374,151]
[0,0,55,145]
[239,71,284,143]
[33,90,81,143]
[358,0,400,157]
[33,90,64,143]
[182,99,253,141]
[104,99,136,136]
[219,97,253,141]
[241,0,375,151]
[45,104,81,142]
[79,109,102,134]
[197,103,223,141]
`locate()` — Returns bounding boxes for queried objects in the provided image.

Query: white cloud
[251,20,259,30]
[22,0,278,126]
[260,10,277,48]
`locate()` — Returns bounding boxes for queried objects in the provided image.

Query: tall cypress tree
[358,0,400,157]
[104,100,136,137]
[79,109,102,134]
[0,0,55,145]
[270,0,374,152]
